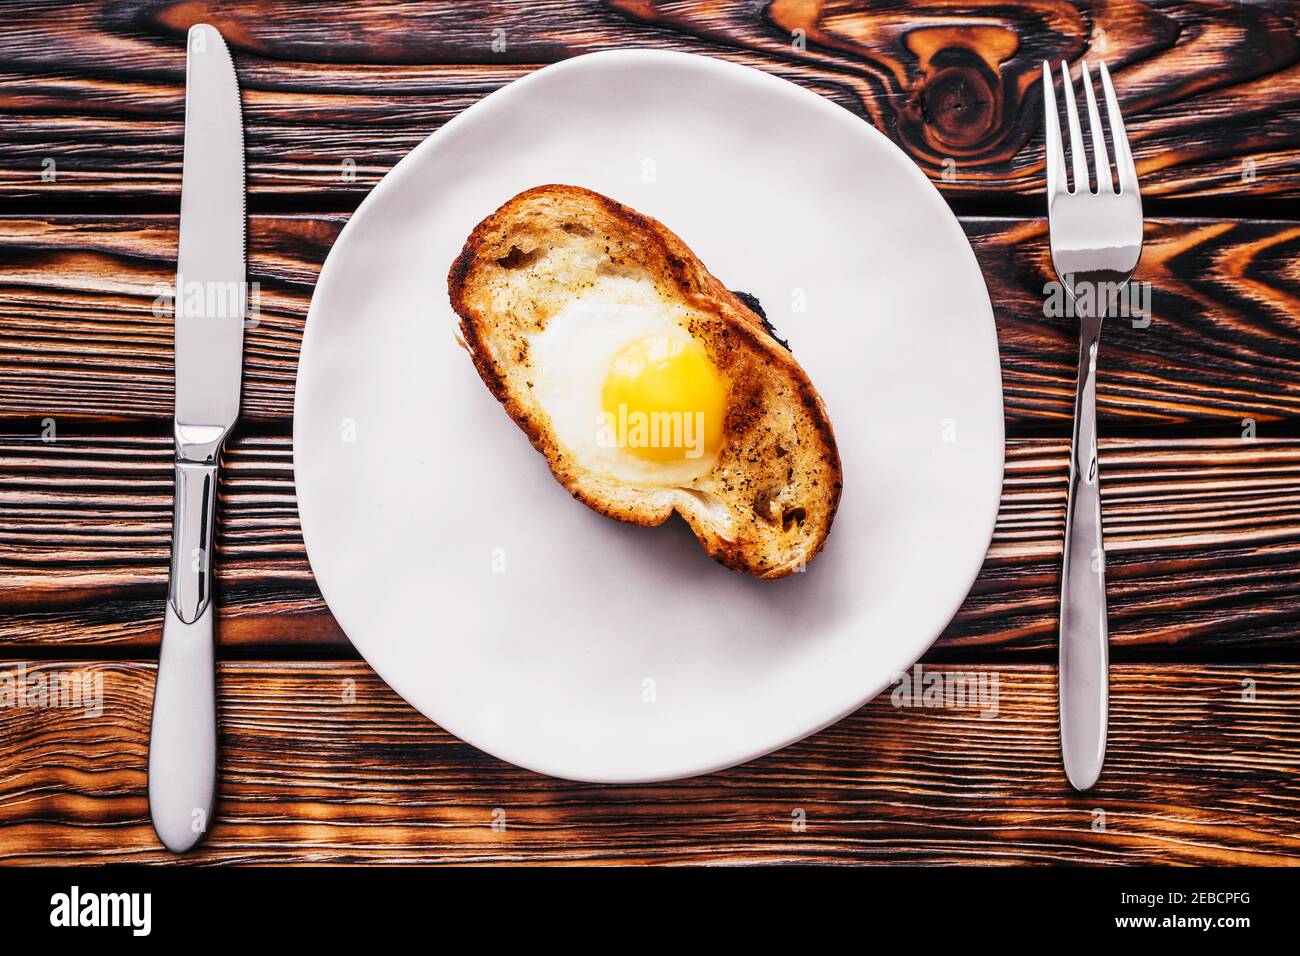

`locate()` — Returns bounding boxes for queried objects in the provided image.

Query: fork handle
[1060,327,1108,791]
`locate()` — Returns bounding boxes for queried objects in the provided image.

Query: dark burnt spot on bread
[448,242,477,295]
[730,290,790,351]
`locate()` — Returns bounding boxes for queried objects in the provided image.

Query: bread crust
[448,185,842,578]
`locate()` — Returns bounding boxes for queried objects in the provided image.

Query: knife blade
[175,22,245,442]
[149,22,245,854]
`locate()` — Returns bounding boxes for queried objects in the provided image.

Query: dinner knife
[148,22,245,853]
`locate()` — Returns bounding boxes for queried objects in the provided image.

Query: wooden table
[2,0,1298,866]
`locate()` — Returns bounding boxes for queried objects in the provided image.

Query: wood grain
[1,214,1297,427]
[5,432,1300,654]
[2,2,1298,870]
[0,660,1295,865]
[0,1,1295,205]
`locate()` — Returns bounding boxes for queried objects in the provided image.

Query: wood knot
[900,25,1018,158]
[920,66,995,149]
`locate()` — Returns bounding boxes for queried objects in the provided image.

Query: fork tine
[1059,61,1088,194]
[1041,61,1067,197]
[1080,61,1112,194]
[1098,61,1137,194]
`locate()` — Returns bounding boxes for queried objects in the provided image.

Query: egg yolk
[601,335,725,464]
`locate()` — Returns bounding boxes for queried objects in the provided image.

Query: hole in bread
[561,222,593,236]
[752,481,784,525]
[753,482,806,532]
[496,245,543,269]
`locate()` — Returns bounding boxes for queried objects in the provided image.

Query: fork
[1041,59,1143,791]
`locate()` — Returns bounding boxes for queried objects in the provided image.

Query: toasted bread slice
[448,185,842,578]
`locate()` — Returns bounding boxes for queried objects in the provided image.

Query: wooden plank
[1,215,1297,427]
[5,432,1300,654]
[0,1,1296,205]
[0,660,1294,864]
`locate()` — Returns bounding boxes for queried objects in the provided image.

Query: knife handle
[149,601,216,852]
[168,460,219,624]
[1059,330,1108,792]
[150,459,220,852]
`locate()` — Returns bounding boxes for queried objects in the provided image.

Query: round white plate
[294,50,1004,783]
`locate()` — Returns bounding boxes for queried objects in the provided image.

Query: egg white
[526,275,721,487]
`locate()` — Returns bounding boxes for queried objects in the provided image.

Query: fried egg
[528,275,726,488]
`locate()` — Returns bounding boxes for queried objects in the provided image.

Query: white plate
[294,50,1004,783]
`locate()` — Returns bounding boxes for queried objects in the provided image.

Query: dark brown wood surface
[0,662,1296,865]
[1,1,1296,207]
[0,0,1298,866]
